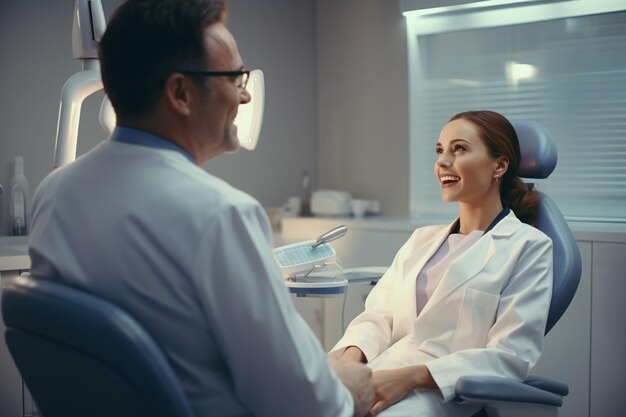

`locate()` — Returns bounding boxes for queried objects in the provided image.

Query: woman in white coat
[329,110,553,417]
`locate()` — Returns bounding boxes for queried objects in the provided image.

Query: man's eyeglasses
[178,69,250,89]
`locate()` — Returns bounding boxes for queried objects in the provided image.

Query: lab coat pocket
[450,287,500,352]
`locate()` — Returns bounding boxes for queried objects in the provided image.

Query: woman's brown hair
[449,110,540,226]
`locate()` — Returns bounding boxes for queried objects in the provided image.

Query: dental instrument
[274,225,349,297]
[311,225,347,248]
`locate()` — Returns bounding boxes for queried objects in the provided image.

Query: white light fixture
[506,61,538,86]
[401,0,541,18]
[402,0,626,35]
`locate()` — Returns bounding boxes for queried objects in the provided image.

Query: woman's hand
[368,365,437,416]
[328,346,367,364]
[368,368,414,416]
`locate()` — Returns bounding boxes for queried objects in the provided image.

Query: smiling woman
[329,111,553,417]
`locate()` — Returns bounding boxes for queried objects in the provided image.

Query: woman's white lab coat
[332,211,553,415]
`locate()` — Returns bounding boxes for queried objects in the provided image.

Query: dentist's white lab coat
[29,127,353,417]
[332,211,553,417]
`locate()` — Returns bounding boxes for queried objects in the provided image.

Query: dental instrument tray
[274,241,337,277]
[274,226,349,297]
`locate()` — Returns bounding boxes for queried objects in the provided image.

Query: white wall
[0,0,318,235]
[207,0,318,207]
[316,0,409,216]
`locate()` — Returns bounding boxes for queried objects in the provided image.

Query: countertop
[0,236,30,272]
[281,215,626,244]
[1,216,625,272]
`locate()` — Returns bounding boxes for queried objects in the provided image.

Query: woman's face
[434,118,504,205]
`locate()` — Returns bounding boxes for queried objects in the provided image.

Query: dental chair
[455,121,582,417]
[1,274,195,417]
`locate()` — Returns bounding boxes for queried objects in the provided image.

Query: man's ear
[163,73,192,116]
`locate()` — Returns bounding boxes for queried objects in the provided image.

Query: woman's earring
[494,174,500,183]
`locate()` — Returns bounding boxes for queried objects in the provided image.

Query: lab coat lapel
[400,219,459,320]
[419,212,520,316]
[402,220,458,284]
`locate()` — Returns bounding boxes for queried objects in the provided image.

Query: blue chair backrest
[1,275,195,417]
[513,121,582,334]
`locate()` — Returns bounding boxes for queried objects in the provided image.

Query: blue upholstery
[515,121,557,180]
[536,193,581,333]
[1,275,195,417]
[456,121,582,415]
[507,121,582,333]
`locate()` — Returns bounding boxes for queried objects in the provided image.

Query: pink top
[416,230,483,316]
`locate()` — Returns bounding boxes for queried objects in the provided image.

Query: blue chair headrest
[513,121,557,179]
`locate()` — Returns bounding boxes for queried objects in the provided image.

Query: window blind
[408,10,626,222]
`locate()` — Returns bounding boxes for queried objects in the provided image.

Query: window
[405,1,626,222]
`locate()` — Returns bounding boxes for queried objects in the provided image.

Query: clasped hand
[368,368,417,416]
[330,346,438,417]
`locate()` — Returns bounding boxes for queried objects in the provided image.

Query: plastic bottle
[300,170,312,217]
[10,156,29,235]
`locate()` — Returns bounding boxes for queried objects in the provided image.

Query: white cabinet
[291,296,324,343]
[590,242,626,416]
[1,269,38,417]
[320,282,376,351]
[0,270,37,417]
[0,270,23,417]
[291,283,376,352]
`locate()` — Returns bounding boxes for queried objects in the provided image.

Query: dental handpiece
[311,225,348,249]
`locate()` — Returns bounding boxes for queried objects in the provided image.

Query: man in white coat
[28,1,373,416]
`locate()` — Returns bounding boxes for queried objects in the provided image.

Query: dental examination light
[234,70,265,150]
[55,1,265,168]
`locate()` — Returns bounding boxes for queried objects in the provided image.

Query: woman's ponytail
[502,177,540,226]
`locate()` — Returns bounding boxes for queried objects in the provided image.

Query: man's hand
[330,360,375,417]
[368,368,413,416]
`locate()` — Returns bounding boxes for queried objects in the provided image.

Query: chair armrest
[455,376,563,407]
[524,375,569,396]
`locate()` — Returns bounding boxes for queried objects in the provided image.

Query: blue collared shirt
[110,126,196,164]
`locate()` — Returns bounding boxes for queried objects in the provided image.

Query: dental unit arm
[54,0,110,168]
